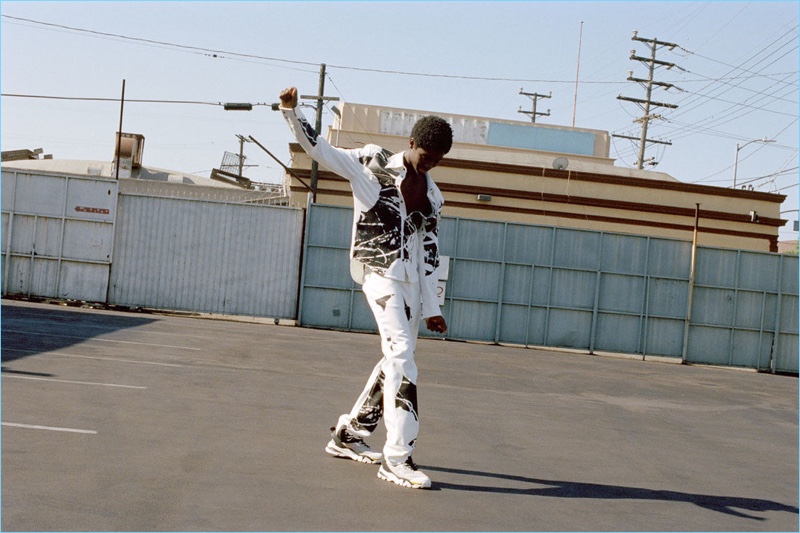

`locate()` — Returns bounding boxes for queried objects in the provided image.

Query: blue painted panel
[554,229,600,270]
[601,233,648,274]
[301,287,353,329]
[531,268,553,306]
[647,278,688,319]
[779,295,799,333]
[734,290,767,330]
[307,204,351,247]
[499,304,530,345]
[644,318,684,357]
[776,334,798,373]
[526,307,548,346]
[301,204,798,372]
[450,260,501,301]
[502,264,533,305]
[692,287,735,326]
[738,252,779,291]
[505,224,554,265]
[648,239,691,279]
[487,122,596,156]
[730,330,771,370]
[696,248,738,287]
[547,309,592,349]
[595,313,641,354]
[781,256,799,293]
[438,217,458,257]
[686,326,730,365]
[449,300,497,341]
[599,273,645,314]
[455,219,505,261]
[303,246,353,289]
[351,293,378,332]
[550,269,595,309]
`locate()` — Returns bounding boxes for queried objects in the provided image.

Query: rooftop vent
[114,132,145,178]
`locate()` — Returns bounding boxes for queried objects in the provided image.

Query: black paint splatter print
[395,377,419,422]
[352,371,385,434]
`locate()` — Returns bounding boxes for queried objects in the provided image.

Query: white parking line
[56,353,183,367]
[2,329,201,351]
[3,347,183,367]
[2,422,97,434]
[2,374,147,389]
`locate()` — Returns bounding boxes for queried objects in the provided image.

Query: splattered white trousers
[337,270,422,464]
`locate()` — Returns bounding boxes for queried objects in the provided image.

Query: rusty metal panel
[109,194,303,319]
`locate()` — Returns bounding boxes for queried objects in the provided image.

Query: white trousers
[338,270,422,464]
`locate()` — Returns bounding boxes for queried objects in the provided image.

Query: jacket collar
[385,150,443,204]
[386,152,406,174]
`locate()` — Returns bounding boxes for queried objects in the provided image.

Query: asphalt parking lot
[2,298,798,531]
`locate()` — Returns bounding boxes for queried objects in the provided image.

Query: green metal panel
[299,204,798,373]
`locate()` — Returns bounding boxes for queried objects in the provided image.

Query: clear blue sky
[2,1,798,240]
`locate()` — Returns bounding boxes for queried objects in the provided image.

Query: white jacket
[281,106,444,319]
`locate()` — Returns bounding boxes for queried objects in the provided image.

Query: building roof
[1,159,239,188]
[330,101,681,183]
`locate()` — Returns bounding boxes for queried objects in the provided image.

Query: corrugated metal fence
[1,170,117,302]
[2,169,797,373]
[2,169,304,320]
[298,204,799,373]
[109,193,303,318]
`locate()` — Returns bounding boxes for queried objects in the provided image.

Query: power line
[1,14,320,67]
[0,93,272,107]
[0,14,668,85]
[666,28,799,122]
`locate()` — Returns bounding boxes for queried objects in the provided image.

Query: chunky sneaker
[325,426,382,464]
[377,457,432,489]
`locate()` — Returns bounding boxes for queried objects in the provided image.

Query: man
[279,87,452,489]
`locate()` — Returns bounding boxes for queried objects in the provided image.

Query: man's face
[407,140,446,175]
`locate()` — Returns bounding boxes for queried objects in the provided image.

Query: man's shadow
[423,465,798,521]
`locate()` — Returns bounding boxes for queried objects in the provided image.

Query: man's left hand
[425,315,447,334]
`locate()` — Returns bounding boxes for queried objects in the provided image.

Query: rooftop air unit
[114,132,145,178]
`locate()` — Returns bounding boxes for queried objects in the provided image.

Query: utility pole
[234,134,254,177]
[572,20,584,127]
[518,89,551,123]
[614,31,680,169]
[300,63,339,203]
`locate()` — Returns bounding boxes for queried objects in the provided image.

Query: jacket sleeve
[418,212,443,320]
[280,106,379,205]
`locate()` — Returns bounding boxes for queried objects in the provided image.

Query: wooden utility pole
[518,89,551,123]
[572,21,584,127]
[300,64,339,203]
[115,79,126,180]
[235,134,255,177]
[614,31,680,169]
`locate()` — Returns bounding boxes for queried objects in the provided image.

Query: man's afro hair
[411,115,453,154]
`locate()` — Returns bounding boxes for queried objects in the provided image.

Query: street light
[733,138,775,188]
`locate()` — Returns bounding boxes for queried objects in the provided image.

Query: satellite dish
[553,157,569,170]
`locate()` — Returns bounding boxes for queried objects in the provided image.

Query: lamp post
[733,138,775,189]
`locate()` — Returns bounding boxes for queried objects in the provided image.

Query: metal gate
[109,193,304,319]
[1,169,117,302]
[298,204,799,373]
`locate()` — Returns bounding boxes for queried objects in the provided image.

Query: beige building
[284,102,787,253]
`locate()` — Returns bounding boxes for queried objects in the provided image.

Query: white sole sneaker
[377,461,432,489]
[325,439,382,464]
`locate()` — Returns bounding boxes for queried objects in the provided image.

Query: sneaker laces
[331,426,367,446]
[404,457,419,472]
[400,457,419,471]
